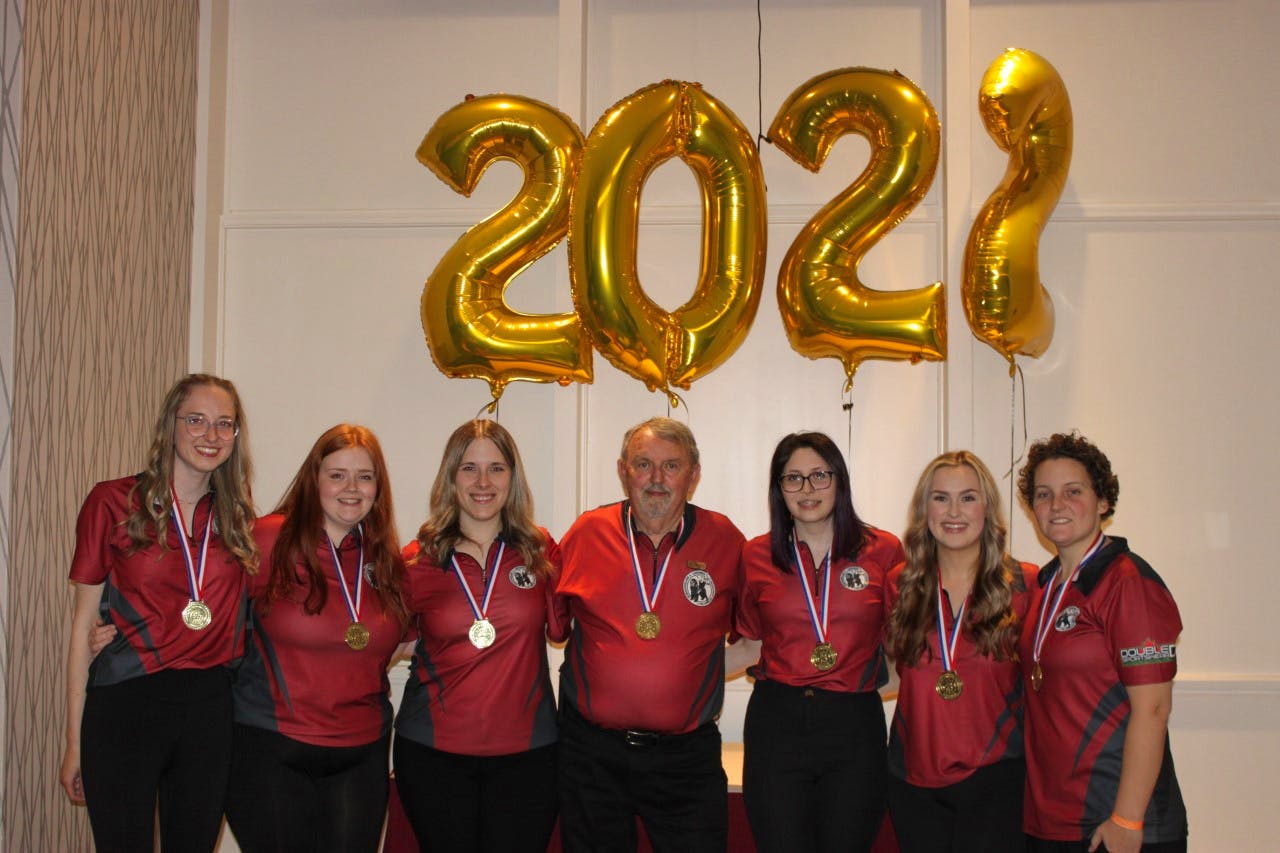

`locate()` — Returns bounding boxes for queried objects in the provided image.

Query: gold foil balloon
[770,68,946,388]
[963,48,1072,370]
[417,94,592,403]
[568,81,767,403]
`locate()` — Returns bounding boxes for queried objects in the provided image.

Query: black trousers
[81,667,233,853]
[392,735,557,853]
[1027,836,1188,853]
[557,703,727,853]
[887,759,1026,853]
[742,680,887,853]
[224,723,390,853]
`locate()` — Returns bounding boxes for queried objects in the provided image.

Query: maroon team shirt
[736,528,903,693]
[1019,537,1187,842]
[69,476,248,686]
[552,502,744,734]
[233,514,405,748]
[396,532,560,756]
[886,561,1037,788]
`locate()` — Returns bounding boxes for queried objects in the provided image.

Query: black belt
[567,704,712,748]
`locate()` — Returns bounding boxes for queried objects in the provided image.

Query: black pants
[557,703,727,853]
[743,680,887,853]
[224,724,390,853]
[392,735,557,853]
[80,667,233,853]
[1027,836,1187,853]
[887,759,1025,853]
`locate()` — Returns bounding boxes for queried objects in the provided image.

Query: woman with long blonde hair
[61,373,257,851]
[393,419,560,852]
[885,450,1036,852]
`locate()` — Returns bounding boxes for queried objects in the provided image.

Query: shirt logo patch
[1054,605,1080,632]
[683,569,715,606]
[509,565,536,589]
[363,563,377,585]
[1120,638,1176,667]
[840,566,869,591]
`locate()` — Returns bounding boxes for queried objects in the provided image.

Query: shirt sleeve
[1102,565,1182,686]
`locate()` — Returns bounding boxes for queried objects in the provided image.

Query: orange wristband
[1109,812,1144,831]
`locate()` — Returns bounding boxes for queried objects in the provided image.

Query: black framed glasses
[778,470,835,492]
[175,413,239,439]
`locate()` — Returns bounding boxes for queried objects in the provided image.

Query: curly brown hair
[1017,431,1119,520]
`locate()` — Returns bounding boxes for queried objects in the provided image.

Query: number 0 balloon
[962,48,1072,369]
[417,94,593,403]
[569,81,767,403]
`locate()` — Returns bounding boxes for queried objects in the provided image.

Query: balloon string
[1003,363,1028,550]
[755,0,768,146]
[667,391,690,419]
[475,397,499,422]
[842,382,854,467]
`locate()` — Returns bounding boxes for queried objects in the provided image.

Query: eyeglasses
[175,413,239,439]
[779,470,835,492]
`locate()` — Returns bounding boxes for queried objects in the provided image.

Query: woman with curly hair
[393,419,560,852]
[225,423,408,852]
[736,431,904,852]
[61,373,258,851]
[1017,433,1186,853]
[885,451,1037,852]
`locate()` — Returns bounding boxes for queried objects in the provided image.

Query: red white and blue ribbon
[1031,531,1107,666]
[935,574,969,674]
[326,527,365,625]
[451,539,505,624]
[626,507,682,616]
[791,533,832,647]
[170,486,212,605]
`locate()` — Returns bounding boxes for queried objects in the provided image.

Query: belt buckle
[624,729,660,747]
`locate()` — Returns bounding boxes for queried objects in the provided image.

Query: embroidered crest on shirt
[839,566,869,591]
[509,565,536,589]
[683,568,714,606]
[1054,605,1080,631]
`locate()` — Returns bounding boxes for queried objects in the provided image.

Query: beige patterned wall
[6,1,198,849]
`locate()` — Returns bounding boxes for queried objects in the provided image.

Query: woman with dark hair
[885,451,1037,852]
[1017,432,1186,853]
[735,431,904,852]
[224,423,408,852]
[60,373,258,851]
[394,419,559,852]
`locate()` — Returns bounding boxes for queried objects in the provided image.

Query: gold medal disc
[935,669,963,700]
[468,618,497,649]
[345,621,370,651]
[182,600,212,631]
[635,612,661,640]
[1030,661,1044,692]
[810,642,837,671]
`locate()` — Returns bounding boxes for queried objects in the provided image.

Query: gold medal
[182,600,212,631]
[935,669,963,700]
[1031,661,1044,692]
[468,618,497,649]
[810,642,837,671]
[345,621,370,651]
[635,611,661,640]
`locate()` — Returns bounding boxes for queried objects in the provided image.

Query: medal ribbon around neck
[170,486,213,608]
[450,539,505,626]
[326,527,366,627]
[790,534,833,646]
[625,507,683,617]
[935,574,969,676]
[1031,531,1107,667]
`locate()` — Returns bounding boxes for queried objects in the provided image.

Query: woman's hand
[59,743,85,805]
[88,619,117,657]
[1090,816,1141,853]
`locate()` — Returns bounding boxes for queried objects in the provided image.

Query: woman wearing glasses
[734,431,904,852]
[224,424,408,852]
[60,374,257,852]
